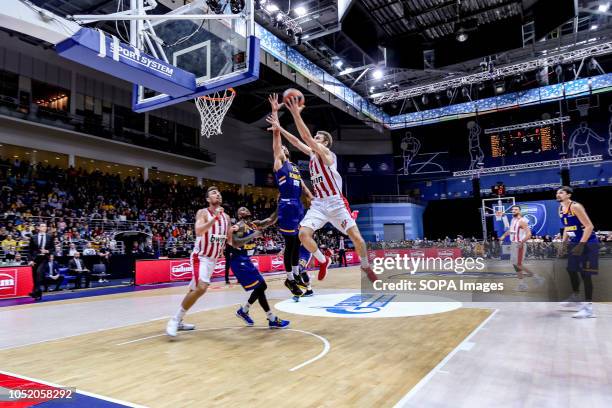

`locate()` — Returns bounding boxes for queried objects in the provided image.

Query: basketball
[282,88,305,107]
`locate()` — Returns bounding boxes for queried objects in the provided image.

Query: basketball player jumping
[267,94,314,298]
[166,186,231,337]
[266,96,377,282]
[498,205,542,291]
[557,186,598,318]
[231,207,290,328]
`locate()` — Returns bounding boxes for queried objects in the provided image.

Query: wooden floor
[0,266,491,407]
[3,262,611,407]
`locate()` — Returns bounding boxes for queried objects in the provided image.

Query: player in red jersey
[166,186,233,337]
[266,97,377,283]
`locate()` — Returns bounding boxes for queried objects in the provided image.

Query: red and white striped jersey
[309,151,343,199]
[509,216,528,242]
[193,208,229,259]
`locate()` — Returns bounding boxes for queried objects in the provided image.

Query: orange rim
[200,88,236,102]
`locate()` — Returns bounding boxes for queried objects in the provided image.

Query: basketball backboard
[131,0,259,112]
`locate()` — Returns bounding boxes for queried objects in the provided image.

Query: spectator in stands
[10,253,28,266]
[53,244,64,257]
[1,233,17,257]
[68,252,91,289]
[83,242,97,256]
[68,243,78,256]
[42,254,64,292]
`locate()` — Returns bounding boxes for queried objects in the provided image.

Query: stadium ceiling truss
[484,117,571,134]
[372,40,612,104]
[452,155,603,177]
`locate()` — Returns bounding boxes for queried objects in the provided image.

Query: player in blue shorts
[557,186,599,318]
[230,207,290,328]
[267,94,314,298]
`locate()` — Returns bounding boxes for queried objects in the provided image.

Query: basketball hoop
[194,88,236,138]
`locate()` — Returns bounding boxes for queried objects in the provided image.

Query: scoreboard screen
[489,125,561,158]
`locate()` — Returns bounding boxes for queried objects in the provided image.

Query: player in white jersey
[266,96,377,283]
[498,205,541,291]
[166,186,232,337]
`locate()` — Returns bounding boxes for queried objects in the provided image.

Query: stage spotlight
[494,81,505,94]
[421,94,428,105]
[372,69,384,79]
[295,6,307,16]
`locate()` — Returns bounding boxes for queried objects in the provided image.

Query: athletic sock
[286,272,295,280]
[312,249,326,263]
[266,311,276,321]
[360,257,370,268]
[174,307,187,322]
[292,266,300,276]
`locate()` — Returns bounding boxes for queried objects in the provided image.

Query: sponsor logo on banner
[409,250,426,258]
[379,162,390,172]
[0,272,17,296]
[361,163,373,172]
[170,261,192,281]
[271,256,284,271]
[347,162,357,173]
[436,250,455,258]
[274,293,462,318]
[214,258,227,274]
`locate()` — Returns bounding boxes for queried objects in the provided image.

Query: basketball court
[1,0,612,407]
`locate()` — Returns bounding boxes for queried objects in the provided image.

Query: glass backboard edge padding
[132,35,259,113]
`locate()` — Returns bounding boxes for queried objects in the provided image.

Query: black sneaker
[284,279,303,297]
[302,289,314,297]
[294,274,307,289]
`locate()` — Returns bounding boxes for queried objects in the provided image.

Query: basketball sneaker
[317,257,330,280]
[302,289,314,297]
[284,279,303,297]
[268,317,290,329]
[572,303,594,318]
[294,274,307,289]
[236,307,254,326]
[178,322,195,331]
[166,318,179,337]
[361,265,379,283]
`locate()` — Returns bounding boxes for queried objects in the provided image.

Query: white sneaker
[560,294,581,308]
[178,322,195,331]
[166,318,179,337]
[572,304,594,319]
[517,281,529,292]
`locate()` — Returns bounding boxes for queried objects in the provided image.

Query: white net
[194,88,236,138]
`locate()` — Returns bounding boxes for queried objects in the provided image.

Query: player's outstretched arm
[268,94,287,171]
[231,226,262,248]
[253,208,278,229]
[285,96,333,165]
[266,114,312,156]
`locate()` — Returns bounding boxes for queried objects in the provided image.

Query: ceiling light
[456,28,468,42]
[275,12,284,21]
[294,6,307,16]
[334,60,343,69]
[591,24,599,30]
[373,69,383,79]
[266,4,279,12]
[598,3,610,13]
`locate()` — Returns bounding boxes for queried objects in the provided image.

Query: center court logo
[274,293,461,318]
